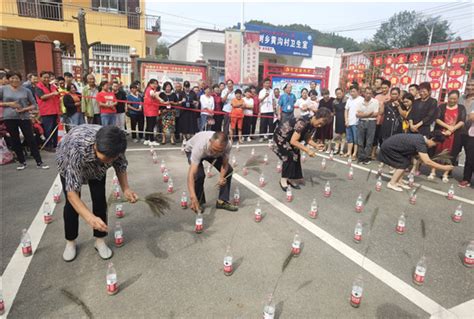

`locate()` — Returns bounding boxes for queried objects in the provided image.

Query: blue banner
[245,24,313,57]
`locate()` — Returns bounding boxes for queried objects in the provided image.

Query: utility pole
[422,22,435,80]
[73,9,100,83]
[240,1,245,85]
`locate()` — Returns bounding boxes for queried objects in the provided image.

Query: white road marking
[234,174,453,317]
[126,145,473,205]
[1,174,61,318]
[314,153,474,206]
[430,299,474,318]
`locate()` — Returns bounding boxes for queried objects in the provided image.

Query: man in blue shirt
[278,83,296,123]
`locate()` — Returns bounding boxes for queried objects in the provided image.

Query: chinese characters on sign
[242,31,260,85]
[140,62,207,87]
[224,30,243,83]
[245,24,313,57]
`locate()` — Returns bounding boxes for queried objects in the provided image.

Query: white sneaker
[63,241,77,262]
[427,173,435,180]
[387,183,403,192]
[442,176,449,183]
[397,183,411,190]
[247,137,252,142]
[94,239,113,260]
[151,141,160,146]
[143,140,150,146]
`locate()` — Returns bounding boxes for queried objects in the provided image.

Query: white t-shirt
[243,97,254,116]
[295,97,312,117]
[345,95,363,126]
[355,98,379,120]
[200,94,215,116]
[258,88,274,113]
[221,88,235,113]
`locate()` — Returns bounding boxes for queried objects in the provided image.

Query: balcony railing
[2,1,160,31]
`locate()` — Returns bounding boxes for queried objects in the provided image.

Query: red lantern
[385,56,394,65]
[356,72,365,79]
[450,53,467,66]
[348,64,356,71]
[400,76,412,85]
[431,56,446,67]
[447,67,465,79]
[446,79,462,90]
[396,65,408,75]
[347,72,355,81]
[383,66,393,75]
[390,76,399,85]
[409,53,423,64]
[428,68,443,79]
[396,54,407,64]
[431,81,441,91]
[374,57,383,67]
[357,63,366,70]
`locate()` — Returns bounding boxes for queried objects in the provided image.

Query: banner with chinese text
[242,31,260,85]
[225,30,242,83]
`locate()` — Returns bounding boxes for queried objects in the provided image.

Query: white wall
[169,30,342,93]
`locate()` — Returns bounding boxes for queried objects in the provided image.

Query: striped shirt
[56,124,128,192]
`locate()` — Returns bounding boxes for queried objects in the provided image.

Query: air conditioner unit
[135,7,141,14]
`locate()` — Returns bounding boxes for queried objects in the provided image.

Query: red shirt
[144,87,160,117]
[252,95,260,114]
[96,91,117,114]
[36,81,60,116]
[212,93,223,112]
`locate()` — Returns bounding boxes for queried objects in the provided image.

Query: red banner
[431,56,446,67]
[450,54,467,65]
[447,67,465,79]
[225,30,243,83]
[396,54,407,64]
[242,31,260,85]
[431,81,441,91]
[446,79,462,90]
[409,53,423,64]
[400,75,412,85]
[429,68,443,79]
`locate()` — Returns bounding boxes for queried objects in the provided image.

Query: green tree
[407,17,454,47]
[371,11,454,51]
[154,40,169,59]
[372,11,421,50]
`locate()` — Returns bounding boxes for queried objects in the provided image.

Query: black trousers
[186,153,233,204]
[130,114,144,139]
[61,175,107,240]
[145,116,157,141]
[213,114,224,132]
[243,116,253,137]
[259,112,275,138]
[4,119,42,164]
[250,116,257,136]
[92,114,101,125]
[462,135,474,182]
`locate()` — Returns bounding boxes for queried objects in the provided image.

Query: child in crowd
[230,89,244,143]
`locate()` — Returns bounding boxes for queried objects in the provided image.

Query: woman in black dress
[159,81,179,144]
[379,87,409,143]
[272,108,332,191]
[177,81,199,140]
[314,89,334,153]
[333,88,347,155]
[378,131,453,192]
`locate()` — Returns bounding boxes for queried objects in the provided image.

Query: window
[92,0,124,12]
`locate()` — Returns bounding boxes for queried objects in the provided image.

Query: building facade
[168,28,343,93]
[1,0,160,78]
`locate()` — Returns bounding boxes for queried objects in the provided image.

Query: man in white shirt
[356,87,379,164]
[258,78,276,140]
[199,86,215,131]
[220,79,236,135]
[344,86,363,159]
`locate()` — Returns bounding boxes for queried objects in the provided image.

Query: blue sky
[145,1,473,45]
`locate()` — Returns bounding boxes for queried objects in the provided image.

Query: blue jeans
[41,114,58,148]
[200,114,209,131]
[346,125,358,144]
[69,112,85,126]
[101,113,116,126]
